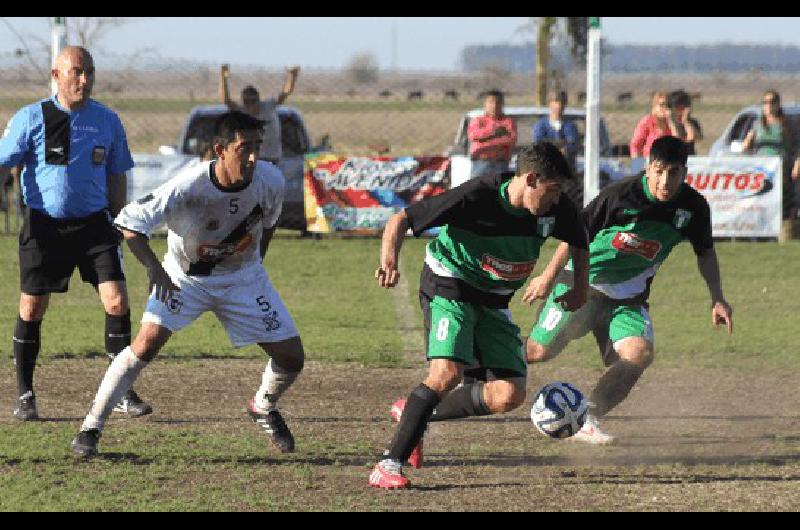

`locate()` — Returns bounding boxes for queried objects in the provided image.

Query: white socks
[254,359,299,412]
[81,346,148,432]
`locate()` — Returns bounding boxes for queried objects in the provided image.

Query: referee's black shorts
[19,208,126,295]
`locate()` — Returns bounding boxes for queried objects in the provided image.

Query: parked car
[447,106,640,206]
[138,104,328,232]
[708,103,800,156]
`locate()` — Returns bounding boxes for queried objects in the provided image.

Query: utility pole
[584,16,601,207]
[50,17,67,96]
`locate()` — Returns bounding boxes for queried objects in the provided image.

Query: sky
[3,17,800,70]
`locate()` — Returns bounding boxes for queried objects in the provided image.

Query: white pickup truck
[447,106,644,205]
[129,104,329,233]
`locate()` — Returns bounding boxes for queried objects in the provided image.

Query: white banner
[128,153,201,203]
[686,156,782,238]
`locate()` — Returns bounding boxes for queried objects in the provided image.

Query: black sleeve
[405,180,477,236]
[687,195,713,256]
[551,193,588,249]
[579,188,612,242]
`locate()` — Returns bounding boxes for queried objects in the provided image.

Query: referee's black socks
[105,312,131,361]
[13,317,41,397]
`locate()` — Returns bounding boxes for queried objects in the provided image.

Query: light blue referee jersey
[0,95,134,219]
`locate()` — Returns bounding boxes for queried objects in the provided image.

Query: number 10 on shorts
[542,307,563,332]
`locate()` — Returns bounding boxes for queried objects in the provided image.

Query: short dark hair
[668,89,691,109]
[516,142,573,181]
[214,111,266,147]
[241,85,260,100]
[483,89,505,103]
[548,89,567,105]
[649,136,688,166]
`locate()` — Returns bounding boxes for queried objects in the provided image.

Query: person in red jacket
[467,90,517,178]
[629,91,678,159]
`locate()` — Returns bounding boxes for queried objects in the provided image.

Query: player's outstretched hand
[712,300,733,335]
[553,286,586,313]
[148,264,180,303]
[375,266,400,289]
[521,275,555,305]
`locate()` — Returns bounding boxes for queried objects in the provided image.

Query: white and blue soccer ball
[530,382,588,439]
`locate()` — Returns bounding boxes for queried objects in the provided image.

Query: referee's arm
[107,171,128,217]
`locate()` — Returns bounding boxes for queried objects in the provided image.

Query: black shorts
[19,208,125,295]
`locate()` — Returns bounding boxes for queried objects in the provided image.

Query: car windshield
[182,112,308,157]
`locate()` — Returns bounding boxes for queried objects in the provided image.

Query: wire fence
[3,52,800,232]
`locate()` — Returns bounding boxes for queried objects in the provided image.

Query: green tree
[519,17,589,105]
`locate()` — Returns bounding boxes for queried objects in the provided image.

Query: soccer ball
[530,382,588,439]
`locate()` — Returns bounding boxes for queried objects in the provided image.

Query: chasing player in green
[369,142,589,489]
[524,135,734,445]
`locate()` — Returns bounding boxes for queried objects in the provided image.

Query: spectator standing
[219,64,300,165]
[532,90,579,170]
[668,90,703,155]
[0,47,151,420]
[743,90,797,221]
[629,91,678,159]
[467,90,517,178]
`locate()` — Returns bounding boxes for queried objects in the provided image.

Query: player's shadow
[422,453,579,468]
[419,450,800,469]
[201,455,375,466]
[75,453,154,465]
[573,472,800,486]
[619,434,800,447]
[410,482,529,492]
[606,414,800,421]
[22,416,85,423]
[149,416,386,425]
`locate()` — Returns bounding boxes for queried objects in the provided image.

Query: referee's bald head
[54,46,93,70]
[52,46,95,109]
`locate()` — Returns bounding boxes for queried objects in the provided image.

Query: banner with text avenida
[686,156,782,238]
[304,155,449,234]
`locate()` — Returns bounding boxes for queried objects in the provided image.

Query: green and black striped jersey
[405,172,587,294]
[579,173,713,301]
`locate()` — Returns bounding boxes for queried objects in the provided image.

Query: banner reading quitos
[304,155,450,234]
[685,156,782,238]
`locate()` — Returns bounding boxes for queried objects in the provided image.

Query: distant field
[0,92,758,156]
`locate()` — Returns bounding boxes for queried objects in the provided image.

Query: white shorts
[142,261,299,347]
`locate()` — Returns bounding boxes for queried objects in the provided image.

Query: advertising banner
[686,156,782,238]
[129,153,200,203]
[304,155,450,234]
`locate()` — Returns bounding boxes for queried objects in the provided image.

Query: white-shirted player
[71,111,305,457]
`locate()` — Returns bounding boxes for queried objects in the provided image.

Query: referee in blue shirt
[0,46,152,421]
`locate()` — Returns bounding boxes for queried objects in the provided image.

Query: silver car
[708,104,800,156]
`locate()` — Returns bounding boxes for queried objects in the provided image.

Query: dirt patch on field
[2,358,799,511]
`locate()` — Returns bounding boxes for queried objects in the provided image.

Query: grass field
[1,234,800,511]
